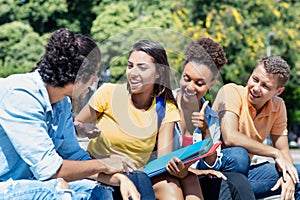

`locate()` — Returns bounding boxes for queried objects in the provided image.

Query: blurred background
[0,0,299,148]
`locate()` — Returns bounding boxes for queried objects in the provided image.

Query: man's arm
[219,111,280,157]
[220,111,299,183]
[51,159,122,182]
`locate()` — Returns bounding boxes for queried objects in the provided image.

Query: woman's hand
[115,173,141,200]
[166,157,192,179]
[191,101,210,137]
[189,168,227,180]
[74,120,100,138]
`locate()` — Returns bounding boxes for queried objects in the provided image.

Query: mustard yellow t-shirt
[87,83,180,169]
[212,83,288,145]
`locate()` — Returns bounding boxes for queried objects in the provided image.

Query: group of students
[0,27,300,200]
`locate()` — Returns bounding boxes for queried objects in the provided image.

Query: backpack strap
[149,96,166,160]
[156,96,166,129]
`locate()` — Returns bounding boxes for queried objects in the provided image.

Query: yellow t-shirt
[212,83,288,145]
[87,83,180,169]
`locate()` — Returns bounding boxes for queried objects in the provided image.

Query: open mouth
[249,90,260,99]
[129,79,143,88]
[184,89,196,97]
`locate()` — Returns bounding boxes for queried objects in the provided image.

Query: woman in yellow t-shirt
[75,40,203,200]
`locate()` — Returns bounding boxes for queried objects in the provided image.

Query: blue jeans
[221,146,300,199]
[112,171,155,200]
[199,172,256,200]
[0,178,113,200]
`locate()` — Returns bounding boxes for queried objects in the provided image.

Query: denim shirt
[172,89,222,170]
[0,71,90,181]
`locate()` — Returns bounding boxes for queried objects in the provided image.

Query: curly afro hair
[256,56,290,87]
[183,38,227,77]
[35,28,101,87]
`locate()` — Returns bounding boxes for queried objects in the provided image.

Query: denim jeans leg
[126,171,155,200]
[220,147,250,175]
[248,162,281,198]
[68,179,114,200]
[0,178,68,200]
[294,164,300,200]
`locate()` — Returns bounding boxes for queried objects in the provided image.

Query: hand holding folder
[144,138,221,177]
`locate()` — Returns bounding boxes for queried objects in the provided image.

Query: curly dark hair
[183,38,227,79]
[255,56,290,87]
[34,28,101,87]
[129,40,177,106]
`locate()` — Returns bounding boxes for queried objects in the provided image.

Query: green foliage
[91,1,178,84]
[176,0,300,124]
[0,0,299,124]
[0,21,44,77]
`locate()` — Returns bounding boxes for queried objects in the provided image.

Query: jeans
[199,172,255,200]
[0,178,113,200]
[221,146,300,199]
[112,171,155,200]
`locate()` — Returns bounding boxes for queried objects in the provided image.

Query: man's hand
[96,155,137,174]
[274,152,299,184]
[166,157,192,179]
[191,101,210,136]
[271,175,295,200]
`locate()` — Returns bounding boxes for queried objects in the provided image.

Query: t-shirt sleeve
[88,83,111,113]
[162,100,180,124]
[212,83,243,116]
[270,98,288,136]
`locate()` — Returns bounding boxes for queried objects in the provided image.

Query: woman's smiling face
[180,61,215,103]
[126,50,159,94]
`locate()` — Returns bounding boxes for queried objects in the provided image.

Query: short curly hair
[35,28,101,87]
[255,56,290,87]
[183,38,227,78]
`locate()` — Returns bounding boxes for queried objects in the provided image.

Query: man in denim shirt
[0,28,140,200]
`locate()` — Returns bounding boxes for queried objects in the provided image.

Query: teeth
[184,89,196,96]
[250,91,259,98]
[130,80,140,84]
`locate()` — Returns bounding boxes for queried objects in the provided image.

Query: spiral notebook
[144,138,221,177]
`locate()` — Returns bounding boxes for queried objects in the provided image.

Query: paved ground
[289,148,300,164]
[253,147,300,164]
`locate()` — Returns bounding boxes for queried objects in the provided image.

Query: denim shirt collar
[31,70,53,114]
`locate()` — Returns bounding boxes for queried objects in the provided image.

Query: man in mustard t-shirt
[212,56,300,199]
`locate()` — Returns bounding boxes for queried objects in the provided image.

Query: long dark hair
[33,28,101,87]
[129,40,176,105]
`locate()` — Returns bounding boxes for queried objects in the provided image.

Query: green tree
[0,21,44,77]
[91,1,178,84]
[174,0,300,127]
[0,0,96,34]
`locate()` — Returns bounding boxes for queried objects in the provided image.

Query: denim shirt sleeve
[53,97,90,161]
[199,105,222,170]
[0,88,63,180]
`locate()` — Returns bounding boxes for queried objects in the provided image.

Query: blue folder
[144,138,214,177]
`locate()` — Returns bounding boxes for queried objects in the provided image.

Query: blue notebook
[144,138,215,177]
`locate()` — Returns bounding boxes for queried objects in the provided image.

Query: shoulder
[216,83,246,101]
[0,72,49,105]
[271,96,286,111]
[221,83,245,93]
[94,83,124,96]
